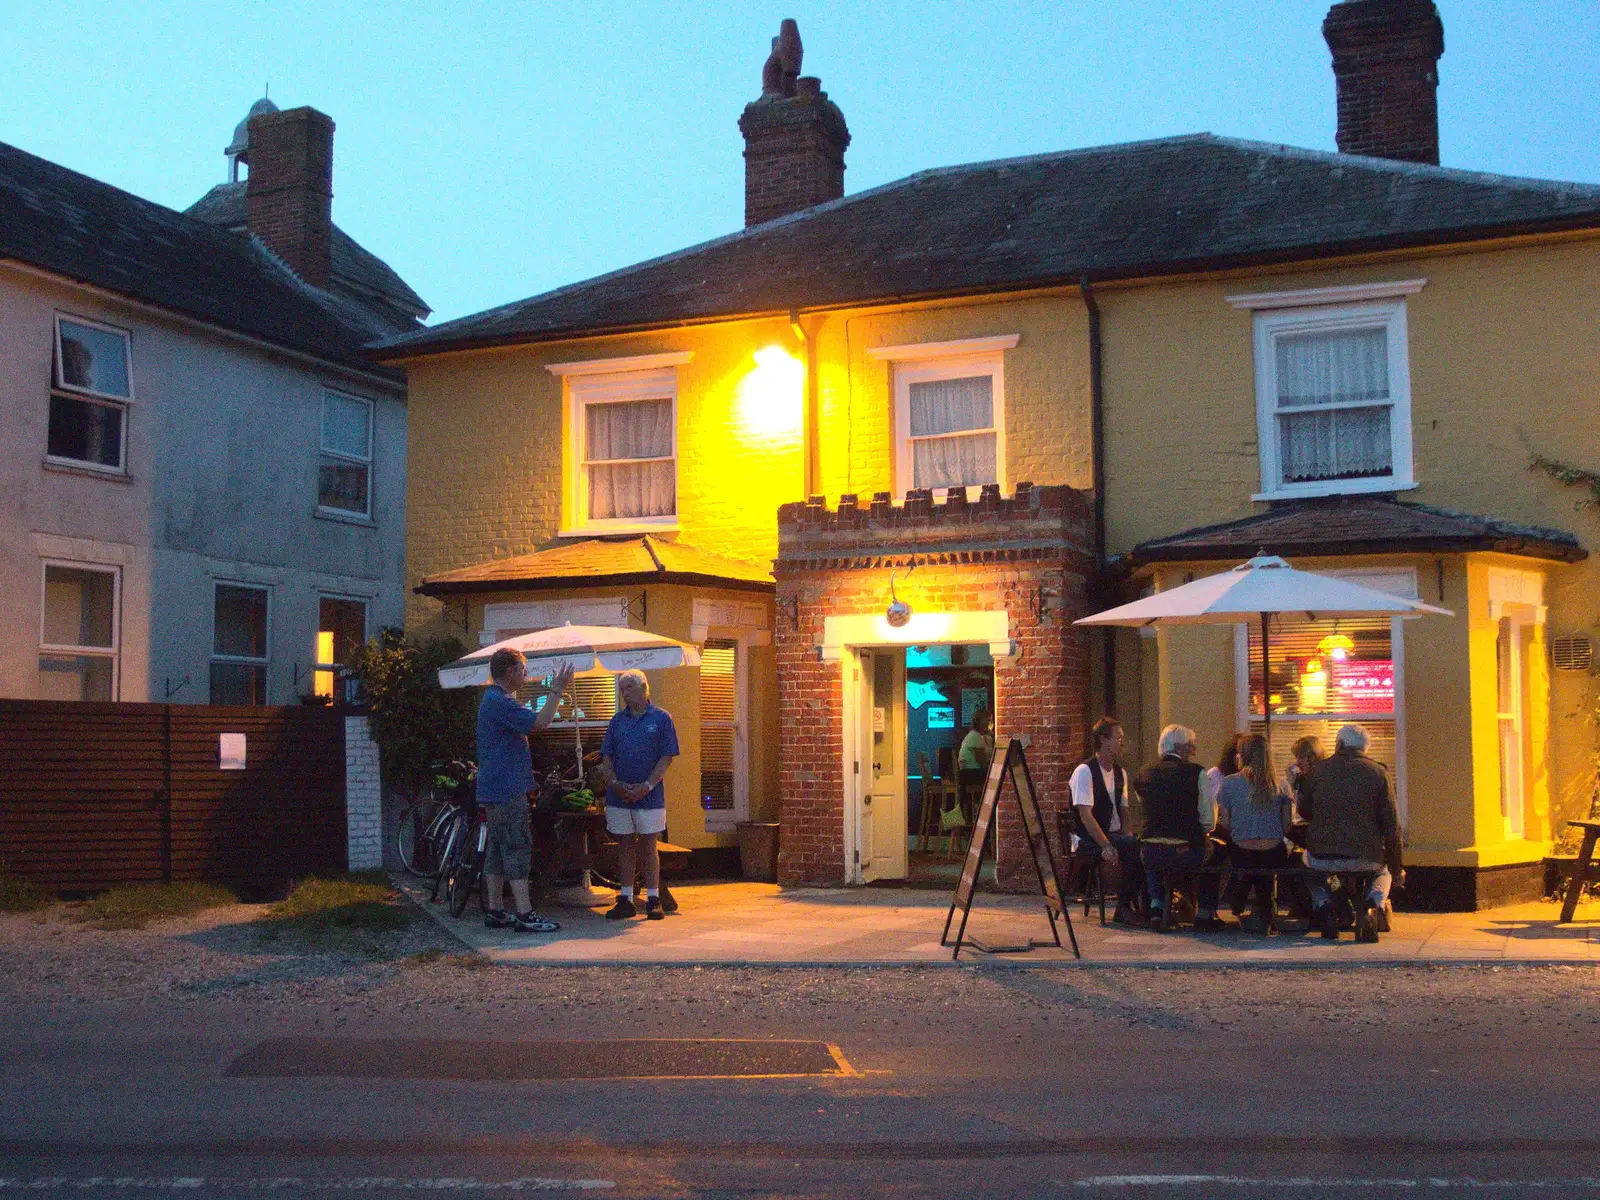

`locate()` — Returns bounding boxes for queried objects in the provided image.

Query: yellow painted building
[378,12,1598,901]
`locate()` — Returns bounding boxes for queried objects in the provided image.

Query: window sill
[42,458,132,484]
[1252,479,1418,503]
[314,507,376,528]
[558,522,680,538]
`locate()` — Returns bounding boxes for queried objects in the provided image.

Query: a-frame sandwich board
[940,737,1080,961]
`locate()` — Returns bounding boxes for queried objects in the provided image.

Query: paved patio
[398,876,1600,967]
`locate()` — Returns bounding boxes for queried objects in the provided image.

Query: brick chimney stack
[1323,0,1445,165]
[738,19,851,227]
[245,106,335,286]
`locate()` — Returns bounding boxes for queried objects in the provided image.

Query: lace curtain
[586,397,675,519]
[908,375,997,490]
[1275,328,1392,483]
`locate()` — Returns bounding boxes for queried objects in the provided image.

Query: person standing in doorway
[602,669,680,921]
[478,649,573,934]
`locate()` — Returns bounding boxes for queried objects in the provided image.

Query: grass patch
[71,882,236,930]
[259,874,416,952]
[409,948,492,971]
[0,875,52,913]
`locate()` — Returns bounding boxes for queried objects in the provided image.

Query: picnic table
[1558,819,1600,924]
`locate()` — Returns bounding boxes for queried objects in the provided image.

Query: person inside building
[1069,716,1146,927]
[477,649,573,934]
[958,707,995,794]
[1300,724,1403,941]
[1135,724,1224,932]
[601,669,680,921]
[1216,733,1294,930]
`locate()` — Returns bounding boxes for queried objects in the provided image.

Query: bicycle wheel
[430,810,464,903]
[396,799,440,875]
[449,818,488,918]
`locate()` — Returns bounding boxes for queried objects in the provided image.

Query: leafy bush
[346,629,479,804]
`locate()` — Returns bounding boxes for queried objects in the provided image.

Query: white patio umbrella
[437,624,702,690]
[1074,554,1452,735]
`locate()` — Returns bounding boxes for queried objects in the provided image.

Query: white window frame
[1247,299,1416,501]
[210,580,272,704]
[38,560,121,701]
[561,366,681,535]
[317,389,375,520]
[698,636,749,833]
[48,313,133,476]
[1488,567,1546,843]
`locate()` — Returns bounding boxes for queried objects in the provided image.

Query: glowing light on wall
[738,346,804,437]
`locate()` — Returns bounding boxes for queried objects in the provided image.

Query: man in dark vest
[1135,723,1224,932]
[1069,717,1145,926]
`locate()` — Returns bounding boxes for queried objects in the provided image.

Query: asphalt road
[5,965,1600,1198]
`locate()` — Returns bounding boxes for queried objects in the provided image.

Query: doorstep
[395,876,1600,968]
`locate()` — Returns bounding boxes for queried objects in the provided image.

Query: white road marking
[1074,1177,1600,1190]
[0,1180,614,1192]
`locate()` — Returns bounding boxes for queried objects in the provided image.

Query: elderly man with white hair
[1300,723,1403,942]
[599,669,679,921]
[1134,723,1224,932]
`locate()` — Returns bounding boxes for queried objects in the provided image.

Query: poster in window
[927,705,955,730]
[960,688,988,728]
[1331,660,1394,713]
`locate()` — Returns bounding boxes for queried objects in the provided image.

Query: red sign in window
[1331,660,1394,713]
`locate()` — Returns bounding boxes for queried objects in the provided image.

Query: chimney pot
[245,106,335,286]
[1323,0,1445,165]
[738,22,850,227]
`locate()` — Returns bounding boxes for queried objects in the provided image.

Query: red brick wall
[246,107,335,286]
[774,485,1094,891]
[738,91,850,227]
[1323,0,1444,166]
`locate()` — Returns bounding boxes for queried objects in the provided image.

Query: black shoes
[484,909,513,929]
[1111,905,1147,928]
[1315,905,1340,940]
[1193,915,1227,933]
[645,897,665,921]
[1370,900,1392,933]
[513,911,561,933]
[604,896,637,921]
[660,886,679,914]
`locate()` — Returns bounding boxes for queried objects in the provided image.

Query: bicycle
[395,761,476,878]
[444,800,489,918]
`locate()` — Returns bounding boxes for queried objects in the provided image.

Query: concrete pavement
[399,876,1600,966]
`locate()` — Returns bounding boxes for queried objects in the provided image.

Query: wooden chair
[915,752,958,853]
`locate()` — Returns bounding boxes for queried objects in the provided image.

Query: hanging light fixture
[886,567,913,628]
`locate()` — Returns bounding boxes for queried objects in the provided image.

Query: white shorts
[605,804,667,837]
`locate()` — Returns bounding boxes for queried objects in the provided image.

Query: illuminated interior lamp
[1299,656,1328,712]
[313,631,335,698]
[1317,633,1356,663]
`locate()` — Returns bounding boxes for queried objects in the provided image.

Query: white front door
[854,648,908,883]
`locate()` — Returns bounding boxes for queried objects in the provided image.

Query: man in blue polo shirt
[601,669,679,921]
[477,648,573,934]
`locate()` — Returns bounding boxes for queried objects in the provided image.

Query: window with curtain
[1253,300,1412,498]
[584,396,675,520]
[893,352,1005,495]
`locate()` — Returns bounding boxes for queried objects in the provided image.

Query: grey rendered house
[0,98,426,705]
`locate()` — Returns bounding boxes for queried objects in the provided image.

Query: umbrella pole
[1260,612,1272,742]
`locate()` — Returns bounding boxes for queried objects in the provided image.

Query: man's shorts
[606,804,667,837]
[484,794,532,879]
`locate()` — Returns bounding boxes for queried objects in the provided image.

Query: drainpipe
[791,310,819,498]
[1080,276,1115,718]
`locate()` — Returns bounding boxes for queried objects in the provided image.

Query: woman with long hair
[1216,733,1294,930]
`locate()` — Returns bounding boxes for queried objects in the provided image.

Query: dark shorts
[484,794,532,880]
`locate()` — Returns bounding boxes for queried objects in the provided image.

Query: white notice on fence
[219,733,246,771]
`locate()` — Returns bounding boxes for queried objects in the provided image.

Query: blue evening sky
[3,1,1596,324]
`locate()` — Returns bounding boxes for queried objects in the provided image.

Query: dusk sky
[4,1,1597,324]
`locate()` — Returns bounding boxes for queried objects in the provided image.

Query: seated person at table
[1285,735,1325,831]
[1069,717,1145,927]
[958,708,995,793]
[1135,724,1223,932]
[1204,733,1246,801]
[1300,724,1403,941]
[1216,734,1294,928]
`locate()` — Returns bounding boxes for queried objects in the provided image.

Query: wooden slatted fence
[0,700,347,893]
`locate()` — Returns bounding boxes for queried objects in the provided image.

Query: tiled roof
[1125,496,1588,566]
[415,535,776,596]
[375,134,1600,358]
[0,139,422,375]
[187,182,428,334]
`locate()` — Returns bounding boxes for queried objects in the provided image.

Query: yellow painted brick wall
[1103,237,1600,865]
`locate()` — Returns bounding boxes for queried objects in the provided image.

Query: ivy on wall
[1530,452,1600,511]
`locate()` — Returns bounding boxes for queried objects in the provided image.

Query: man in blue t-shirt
[600,669,679,921]
[477,648,573,934]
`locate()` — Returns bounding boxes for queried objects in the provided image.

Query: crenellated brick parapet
[773,483,1095,892]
